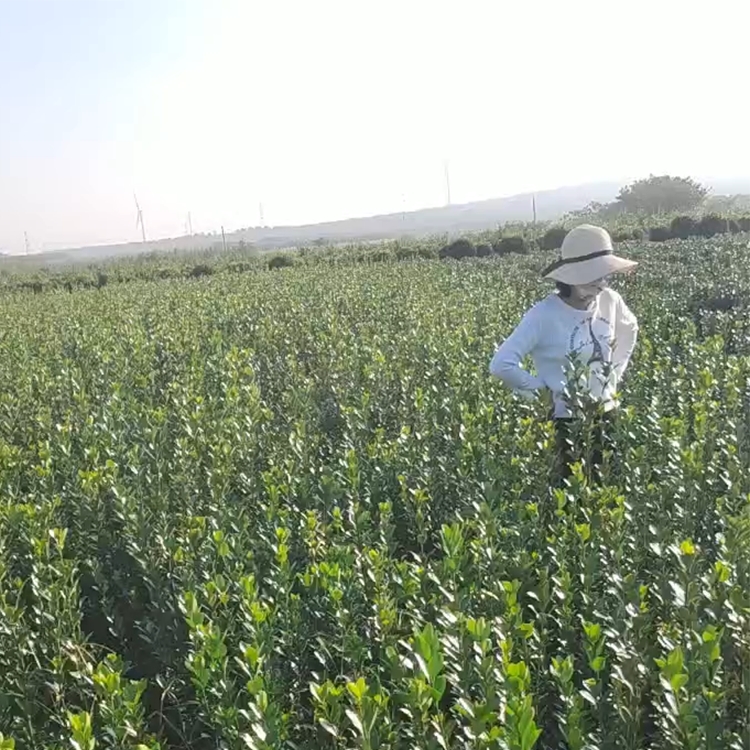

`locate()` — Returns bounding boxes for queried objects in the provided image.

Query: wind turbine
[134,194,146,243]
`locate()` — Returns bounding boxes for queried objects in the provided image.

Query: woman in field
[489,224,639,482]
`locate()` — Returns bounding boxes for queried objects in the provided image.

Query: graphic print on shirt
[568,314,613,366]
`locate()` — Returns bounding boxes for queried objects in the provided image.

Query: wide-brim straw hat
[541,224,638,285]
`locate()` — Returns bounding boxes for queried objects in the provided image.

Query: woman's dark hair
[556,282,572,298]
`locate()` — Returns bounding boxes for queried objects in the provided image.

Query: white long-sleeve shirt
[489,288,638,418]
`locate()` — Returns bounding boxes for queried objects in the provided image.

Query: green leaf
[309,682,322,703]
[318,719,339,738]
[427,652,444,681]
[702,625,719,643]
[521,721,542,750]
[679,538,696,555]
[414,653,430,680]
[590,656,606,673]
[345,709,364,735]
[67,710,95,750]
[243,644,260,668]
[576,523,591,542]
[415,622,439,661]
[580,688,597,707]
[433,674,447,700]
[583,621,602,642]
[670,673,688,692]
[346,677,368,702]
[669,581,686,607]
[714,560,731,583]
[455,697,474,717]
[659,645,686,687]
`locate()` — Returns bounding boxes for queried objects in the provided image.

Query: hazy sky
[1,0,748,253]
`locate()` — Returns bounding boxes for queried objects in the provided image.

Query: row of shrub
[439,227,649,260]
[6,212,750,293]
[438,236,529,259]
[540,226,645,250]
[0,253,298,295]
[538,215,750,251]
[649,214,750,242]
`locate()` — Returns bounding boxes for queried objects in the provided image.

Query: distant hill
[6,178,750,267]
[708,178,750,195]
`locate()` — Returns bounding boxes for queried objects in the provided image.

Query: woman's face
[571,277,608,304]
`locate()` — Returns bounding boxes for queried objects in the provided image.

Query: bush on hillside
[611,231,633,243]
[227,261,252,274]
[738,217,750,232]
[189,263,213,278]
[475,243,493,257]
[689,290,745,314]
[493,236,527,255]
[439,239,476,260]
[616,175,709,214]
[729,220,741,234]
[19,280,44,294]
[268,254,295,270]
[698,214,728,238]
[631,228,645,240]
[648,226,672,242]
[670,215,699,240]
[416,245,437,259]
[541,227,568,251]
[395,245,419,261]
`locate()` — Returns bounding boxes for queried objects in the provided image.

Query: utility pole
[221,225,227,252]
[187,211,193,235]
[24,231,31,255]
[532,194,537,225]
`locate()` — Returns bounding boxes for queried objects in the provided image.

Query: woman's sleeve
[613,294,638,378]
[489,308,546,396]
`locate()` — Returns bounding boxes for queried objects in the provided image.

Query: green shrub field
[2,235,750,749]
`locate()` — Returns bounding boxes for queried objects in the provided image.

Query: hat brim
[543,254,637,285]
